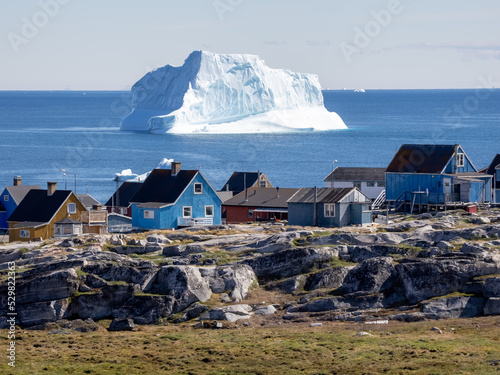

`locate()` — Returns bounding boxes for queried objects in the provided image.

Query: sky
[1,0,499,90]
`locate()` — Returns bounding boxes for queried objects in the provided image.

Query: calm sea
[0,89,499,203]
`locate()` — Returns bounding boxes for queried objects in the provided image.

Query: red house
[222,187,298,224]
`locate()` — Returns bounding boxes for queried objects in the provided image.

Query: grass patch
[3,316,500,374]
[430,291,479,300]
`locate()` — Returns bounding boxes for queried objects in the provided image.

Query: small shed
[323,167,386,200]
[287,187,372,227]
[54,217,83,237]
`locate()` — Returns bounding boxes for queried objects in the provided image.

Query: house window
[144,210,154,219]
[367,182,375,187]
[259,180,266,188]
[324,203,335,217]
[20,230,30,238]
[456,153,465,167]
[205,205,214,217]
[248,209,254,218]
[67,203,76,214]
[3,195,8,202]
[194,183,203,194]
[354,182,361,189]
[183,206,192,218]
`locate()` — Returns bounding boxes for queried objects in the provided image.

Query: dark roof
[223,187,299,208]
[130,169,198,204]
[324,167,386,182]
[4,185,41,205]
[8,190,73,223]
[221,172,270,194]
[55,217,81,225]
[77,194,101,208]
[386,144,458,173]
[486,154,500,176]
[105,182,142,207]
[288,187,356,204]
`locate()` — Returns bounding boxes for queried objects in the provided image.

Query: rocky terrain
[1,208,500,331]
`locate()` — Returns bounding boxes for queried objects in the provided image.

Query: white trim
[456,153,465,168]
[205,205,214,217]
[67,203,77,214]
[324,203,335,217]
[183,206,192,218]
[194,182,203,194]
[3,194,9,202]
[143,210,155,219]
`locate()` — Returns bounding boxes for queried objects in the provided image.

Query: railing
[177,217,213,227]
[81,211,108,224]
[371,189,386,210]
[108,224,133,233]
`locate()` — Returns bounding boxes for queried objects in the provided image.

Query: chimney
[13,176,22,186]
[276,186,280,197]
[47,182,57,196]
[171,161,181,176]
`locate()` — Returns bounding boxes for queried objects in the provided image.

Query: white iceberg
[120,51,347,134]
[113,158,174,182]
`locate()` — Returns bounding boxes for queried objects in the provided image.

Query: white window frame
[194,183,203,194]
[456,153,465,168]
[20,229,30,238]
[144,210,154,219]
[183,206,192,218]
[248,209,254,218]
[205,205,214,217]
[3,194,9,202]
[324,203,335,218]
[259,179,267,188]
[67,203,77,214]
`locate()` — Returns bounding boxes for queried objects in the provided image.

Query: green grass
[3,316,500,374]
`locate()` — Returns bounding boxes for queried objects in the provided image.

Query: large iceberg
[120,51,347,134]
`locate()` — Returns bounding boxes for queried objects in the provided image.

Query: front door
[443,178,452,194]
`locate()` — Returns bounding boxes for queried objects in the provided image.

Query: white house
[324,167,385,200]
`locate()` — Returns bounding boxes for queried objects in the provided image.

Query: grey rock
[271,275,307,294]
[117,295,175,324]
[174,302,210,323]
[436,241,453,250]
[484,277,500,297]
[396,254,500,304]
[15,269,78,304]
[108,318,137,331]
[421,296,485,319]
[200,305,253,322]
[254,305,277,315]
[473,217,491,225]
[340,257,397,295]
[199,264,256,300]
[149,266,212,311]
[484,297,500,315]
[220,293,232,303]
[110,235,125,246]
[18,299,70,327]
[82,260,158,289]
[0,249,23,264]
[307,266,351,291]
[163,244,206,257]
[240,246,336,280]
[146,234,171,244]
[460,243,489,254]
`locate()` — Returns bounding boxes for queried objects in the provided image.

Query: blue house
[386,144,492,209]
[130,162,222,230]
[287,187,372,227]
[485,154,500,204]
[0,176,41,232]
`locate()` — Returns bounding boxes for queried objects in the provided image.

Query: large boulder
[108,318,137,331]
[199,264,256,299]
[483,277,500,297]
[15,269,78,304]
[148,266,212,311]
[306,267,351,291]
[339,257,397,295]
[116,295,176,324]
[241,247,336,281]
[200,304,253,322]
[163,244,206,257]
[421,296,485,319]
[396,254,500,303]
[17,299,70,327]
[484,298,500,315]
[82,260,158,290]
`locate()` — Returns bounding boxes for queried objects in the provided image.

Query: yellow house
[8,182,88,242]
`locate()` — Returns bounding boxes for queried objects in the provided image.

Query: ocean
[0,89,499,203]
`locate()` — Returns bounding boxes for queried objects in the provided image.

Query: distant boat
[354,89,366,93]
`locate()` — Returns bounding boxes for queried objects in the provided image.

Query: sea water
[0,89,498,203]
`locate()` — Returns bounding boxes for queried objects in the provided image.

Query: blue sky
[1,0,499,90]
